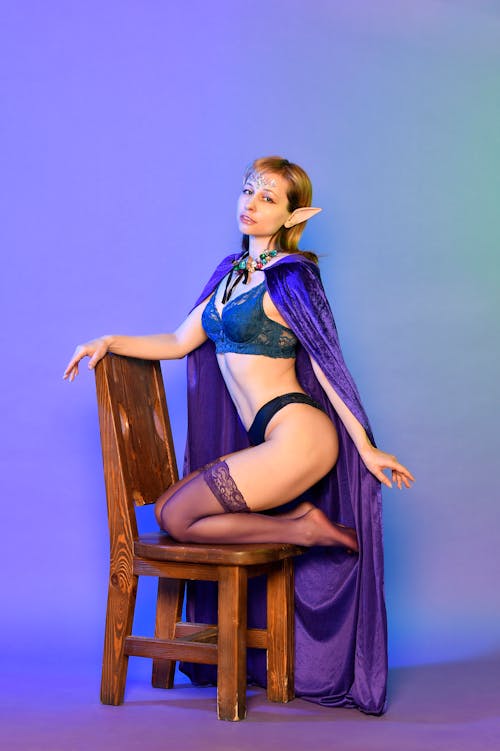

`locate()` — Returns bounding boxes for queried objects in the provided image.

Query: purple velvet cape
[180,253,387,715]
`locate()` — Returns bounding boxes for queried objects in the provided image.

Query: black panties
[247,392,324,446]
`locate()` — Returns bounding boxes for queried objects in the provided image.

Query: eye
[263,195,275,203]
[242,187,253,195]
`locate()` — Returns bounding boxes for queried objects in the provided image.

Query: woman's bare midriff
[211,264,309,429]
[216,351,306,429]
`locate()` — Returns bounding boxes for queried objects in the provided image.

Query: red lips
[240,214,255,224]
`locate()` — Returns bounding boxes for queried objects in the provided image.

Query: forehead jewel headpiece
[245,170,277,190]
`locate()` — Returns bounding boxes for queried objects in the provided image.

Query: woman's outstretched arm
[310,358,415,490]
[63,297,209,382]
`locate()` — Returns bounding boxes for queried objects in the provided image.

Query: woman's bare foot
[299,507,359,552]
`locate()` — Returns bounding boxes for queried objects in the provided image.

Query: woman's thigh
[225,403,338,512]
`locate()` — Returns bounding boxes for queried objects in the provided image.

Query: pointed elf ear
[284,207,322,228]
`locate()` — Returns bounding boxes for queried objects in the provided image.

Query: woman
[64,156,414,713]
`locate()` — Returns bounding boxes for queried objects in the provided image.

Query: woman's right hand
[63,336,111,382]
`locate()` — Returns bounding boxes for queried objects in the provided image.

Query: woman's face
[237,170,291,242]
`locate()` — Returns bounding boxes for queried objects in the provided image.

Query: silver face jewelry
[245,171,277,191]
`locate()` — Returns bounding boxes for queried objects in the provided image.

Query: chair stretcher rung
[125,635,218,664]
[175,622,268,648]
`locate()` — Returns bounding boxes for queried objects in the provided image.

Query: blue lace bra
[201,281,297,358]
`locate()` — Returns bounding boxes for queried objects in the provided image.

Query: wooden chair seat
[94,354,304,721]
[135,532,300,565]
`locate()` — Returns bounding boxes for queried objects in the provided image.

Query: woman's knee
[154,467,204,530]
[155,496,191,540]
[155,467,230,541]
[154,481,190,538]
[154,495,168,528]
[154,483,179,527]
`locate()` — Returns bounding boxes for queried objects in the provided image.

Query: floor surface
[1,654,499,751]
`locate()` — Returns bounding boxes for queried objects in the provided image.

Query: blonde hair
[241,156,318,263]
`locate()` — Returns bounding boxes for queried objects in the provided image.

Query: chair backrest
[94,354,178,540]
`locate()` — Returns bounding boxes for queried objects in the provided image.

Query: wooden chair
[94,353,304,720]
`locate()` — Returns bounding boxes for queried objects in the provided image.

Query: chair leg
[266,558,295,703]
[152,577,184,689]
[217,566,248,721]
[100,570,137,705]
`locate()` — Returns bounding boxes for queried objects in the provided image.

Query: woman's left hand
[359,445,415,490]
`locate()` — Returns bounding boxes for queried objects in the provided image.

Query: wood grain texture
[135,533,304,565]
[175,623,267,649]
[133,558,222,582]
[217,566,248,721]
[100,356,178,508]
[266,558,295,702]
[125,636,218,664]
[94,354,304,719]
[152,577,184,689]
[96,361,138,705]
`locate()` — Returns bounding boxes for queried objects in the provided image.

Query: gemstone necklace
[222,250,279,304]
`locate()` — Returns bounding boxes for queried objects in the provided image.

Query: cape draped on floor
[179,253,387,714]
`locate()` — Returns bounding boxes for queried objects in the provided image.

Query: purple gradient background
[1,0,499,676]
